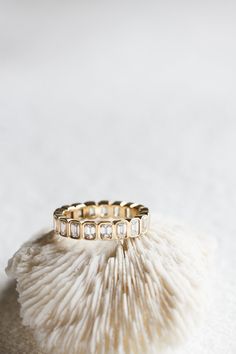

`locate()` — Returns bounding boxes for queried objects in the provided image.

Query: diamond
[100,205,109,217]
[100,223,113,239]
[84,223,96,240]
[88,206,96,217]
[116,222,127,239]
[126,208,131,218]
[70,222,80,238]
[113,206,120,218]
[60,220,67,236]
[130,218,140,237]
[141,215,149,233]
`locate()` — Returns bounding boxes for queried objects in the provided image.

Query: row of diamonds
[54,214,149,240]
[54,201,149,220]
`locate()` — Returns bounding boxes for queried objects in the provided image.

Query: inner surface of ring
[62,202,141,220]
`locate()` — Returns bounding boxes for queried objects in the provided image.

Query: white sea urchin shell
[6,215,214,354]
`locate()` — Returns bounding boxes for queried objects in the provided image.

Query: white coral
[6,215,214,354]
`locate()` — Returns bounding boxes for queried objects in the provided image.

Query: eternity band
[53,200,150,240]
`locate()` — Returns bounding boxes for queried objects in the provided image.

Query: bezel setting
[83,223,96,240]
[130,218,140,237]
[70,221,80,239]
[115,221,128,239]
[53,200,150,240]
[99,222,113,240]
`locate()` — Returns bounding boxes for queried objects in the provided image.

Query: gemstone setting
[99,223,113,239]
[54,201,149,240]
[113,206,120,218]
[141,215,149,233]
[125,208,131,218]
[84,223,96,240]
[60,220,67,236]
[130,218,140,237]
[70,222,80,238]
[116,221,127,239]
[100,205,109,217]
[88,206,96,217]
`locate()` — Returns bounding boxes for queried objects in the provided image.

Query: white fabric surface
[0,1,236,353]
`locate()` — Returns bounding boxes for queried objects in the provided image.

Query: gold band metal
[53,200,150,240]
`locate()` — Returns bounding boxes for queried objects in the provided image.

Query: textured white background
[0,1,236,353]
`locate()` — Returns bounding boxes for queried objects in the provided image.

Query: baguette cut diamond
[116,222,127,239]
[100,223,112,239]
[126,208,131,218]
[60,221,67,236]
[100,205,109,217]
[89,206,96,217]
[84,223,96,240]
[70,222,79,238]
[113,206,120,218]
[141,215,148,233]
[130,218,140,237]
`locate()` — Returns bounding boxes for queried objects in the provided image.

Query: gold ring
[53,200,150,240]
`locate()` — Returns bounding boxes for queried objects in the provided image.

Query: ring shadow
[0,280,44,354]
